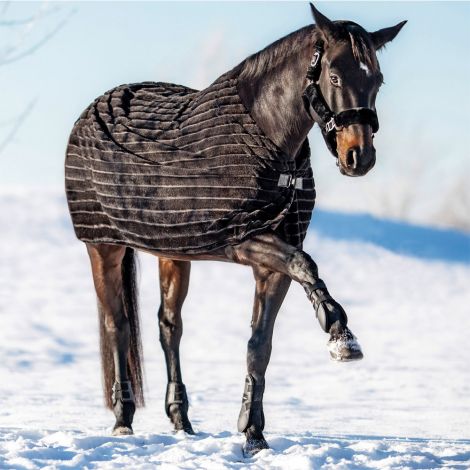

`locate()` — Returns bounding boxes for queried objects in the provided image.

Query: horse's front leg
[158,258,194,434]
[227,232,363,362]
[238,266,291,456]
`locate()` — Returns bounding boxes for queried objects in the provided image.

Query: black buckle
[278,174,303,190]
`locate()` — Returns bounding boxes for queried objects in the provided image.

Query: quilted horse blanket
[65,70,316,254]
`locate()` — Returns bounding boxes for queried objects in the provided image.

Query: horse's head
[309,4,406,177]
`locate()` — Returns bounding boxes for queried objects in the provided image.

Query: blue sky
[0,1,469,227]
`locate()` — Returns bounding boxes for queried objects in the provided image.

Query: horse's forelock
[336,22,378,72]
[348,31,378,71]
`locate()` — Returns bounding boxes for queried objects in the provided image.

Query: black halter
[302,44,379,158]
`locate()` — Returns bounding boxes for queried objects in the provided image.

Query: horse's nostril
[346,147,359,169]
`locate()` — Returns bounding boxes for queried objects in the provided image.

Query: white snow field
[1,188,469,469]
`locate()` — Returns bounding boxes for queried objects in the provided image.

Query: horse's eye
[330,74,341,87]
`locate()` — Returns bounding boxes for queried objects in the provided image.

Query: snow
[1,187,469,469]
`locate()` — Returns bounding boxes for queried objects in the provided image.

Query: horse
[64,3,405,455]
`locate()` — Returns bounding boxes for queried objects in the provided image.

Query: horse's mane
[237,25,316,81]
[236,21,378,82]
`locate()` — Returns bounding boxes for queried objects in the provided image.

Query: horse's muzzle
[339,145,376,177]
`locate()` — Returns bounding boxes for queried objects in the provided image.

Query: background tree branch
[0,2,74,153]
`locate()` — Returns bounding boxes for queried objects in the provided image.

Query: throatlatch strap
[112,381,135,406]
[303,83,333,130]
[165,382,189,417]
[237,374,265,433]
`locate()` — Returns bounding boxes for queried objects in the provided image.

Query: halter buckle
[310,50,321,69]
[325,117,340,133]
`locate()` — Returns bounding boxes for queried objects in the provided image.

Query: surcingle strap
[165,381,189,417]
[237,374,265,433]
[112,381,135,406]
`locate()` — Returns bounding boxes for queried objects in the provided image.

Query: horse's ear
[310,3,336,42]
[370,21,407,50]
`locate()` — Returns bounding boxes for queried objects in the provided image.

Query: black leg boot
[165,382,194,434]
[238,374,269,456]
[112,381,136,435]
[307,279,363,361]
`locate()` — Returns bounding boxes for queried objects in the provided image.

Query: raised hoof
[112,425,133,436]
[243,436,269,457]
[328,327,363,362]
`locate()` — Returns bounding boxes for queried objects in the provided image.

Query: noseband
[302,44,379,158]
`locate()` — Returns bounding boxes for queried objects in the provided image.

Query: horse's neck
[237,27,316,159]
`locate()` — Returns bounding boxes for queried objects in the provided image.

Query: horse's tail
[100,247,145,409]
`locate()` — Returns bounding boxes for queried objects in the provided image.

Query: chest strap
[278,173,304,190]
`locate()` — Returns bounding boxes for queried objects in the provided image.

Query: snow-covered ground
[1,188,469,469]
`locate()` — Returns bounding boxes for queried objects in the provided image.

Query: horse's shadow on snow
[311,209,470,264]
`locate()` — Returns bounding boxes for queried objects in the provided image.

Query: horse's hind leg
[238,266,291,456]
[227,232,363,362]
[87,243,144,435]
[158,258,194,434]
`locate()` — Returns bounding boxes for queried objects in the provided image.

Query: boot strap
[165,382,189,417]
[112,381,135,406]
[237,374,265,433]
[308,279,333,310]
[308,279,348,332]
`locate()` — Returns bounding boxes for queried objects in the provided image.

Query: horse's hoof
[184,424,195,435]
[243,437,269,457]
[328,328,363,362]
[175,422,195,435]
[169,404,195,435]
[112,426,133,436]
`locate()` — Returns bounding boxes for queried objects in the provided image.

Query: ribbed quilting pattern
[65,72,315,254]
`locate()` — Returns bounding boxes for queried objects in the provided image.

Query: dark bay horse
[65,4,405,455]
